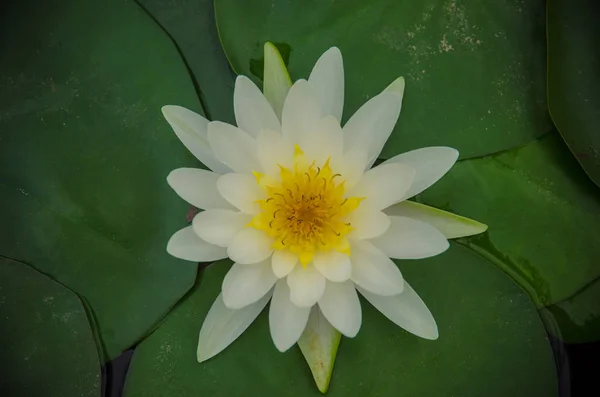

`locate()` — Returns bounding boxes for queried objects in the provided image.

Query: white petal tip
[196,352,213,363]
[165,169,176,185]
[294,78,308,85]
[221,296,241,311]
[165,234,191,261]
[290,296,314,309]
[166,241,176,255]
[393,76,405,88]
[420,327,439,340]
[419,238,450,259]
[161,104,176,114]
[221,288,263,311]
[324,46,342,57]
[344,327,360,338]
[227,249,274,266]
[235,75,251,86]
[382,284,404,296]
[165,244,176,258]
[428,146,460,164]
[372,275,405,296]
[161,104,189,120]
[446,147,460,161]
[385,77,406,96]
[441,239,451,253]
[274,341,294,353]
[197,340,223,363]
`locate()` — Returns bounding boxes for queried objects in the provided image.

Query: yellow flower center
[250,146,363,266]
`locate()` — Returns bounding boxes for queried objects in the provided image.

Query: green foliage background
[0,0,598,395]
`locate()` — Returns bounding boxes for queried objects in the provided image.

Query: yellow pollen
[249,145,363,266]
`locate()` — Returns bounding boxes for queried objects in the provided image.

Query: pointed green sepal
[386,200,488,239]
[297,307,341,394]
[263,42,292,119]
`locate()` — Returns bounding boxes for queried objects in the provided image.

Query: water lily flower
[163,43,487,392]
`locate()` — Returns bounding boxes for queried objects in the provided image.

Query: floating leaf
[547,0,600,186]
[0,258,100,397]
[214,0,551,159]
[124,245,558,396]
[0,0,202,359]
[419,132,600,341]
[137,0,236,124]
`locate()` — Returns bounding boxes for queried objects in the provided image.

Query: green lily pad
[0,0,202,360]
[419,132,600,339]
[0,258,101,397]
[124,245,557,397]
[541,277,600,344]
[214,0,551,159]
[547,0,600,187]
[136,0,236,124]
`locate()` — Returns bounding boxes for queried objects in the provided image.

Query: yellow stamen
[250,146,364,264]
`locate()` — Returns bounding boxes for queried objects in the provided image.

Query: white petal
[234,75,281,138]
[287,264,326,307]
[167,168,234,210]
[197,292,271,362]
[383,147,458,199]
[348,163,415,210]
[263,42,292,120]
[347,205,391,240]
[384,76,406,97]
[281,79,321,147]
[357,281,438,340]
[217,173,263,214]
[269,280,311,352]
[167,226,227,262]
[222,261,277,310]
[371,216,449,259]
[302,116,343,166]
[333,148,368,189]
[385,201,487,239]
[350,240,404,296]
[271,250,298,279]
[343,88,403,163]
[312,251,352,282]
[365,77,406,168]
[207,121,261,174]
[297,307,341,394]
[308,47,344,121]
[161,105,230,174]
[256,129,293,177]
[192,210,251,247]
[228,228,274,265]
[318,281,361,337]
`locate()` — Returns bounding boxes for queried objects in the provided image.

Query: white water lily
[163,43,487,391]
